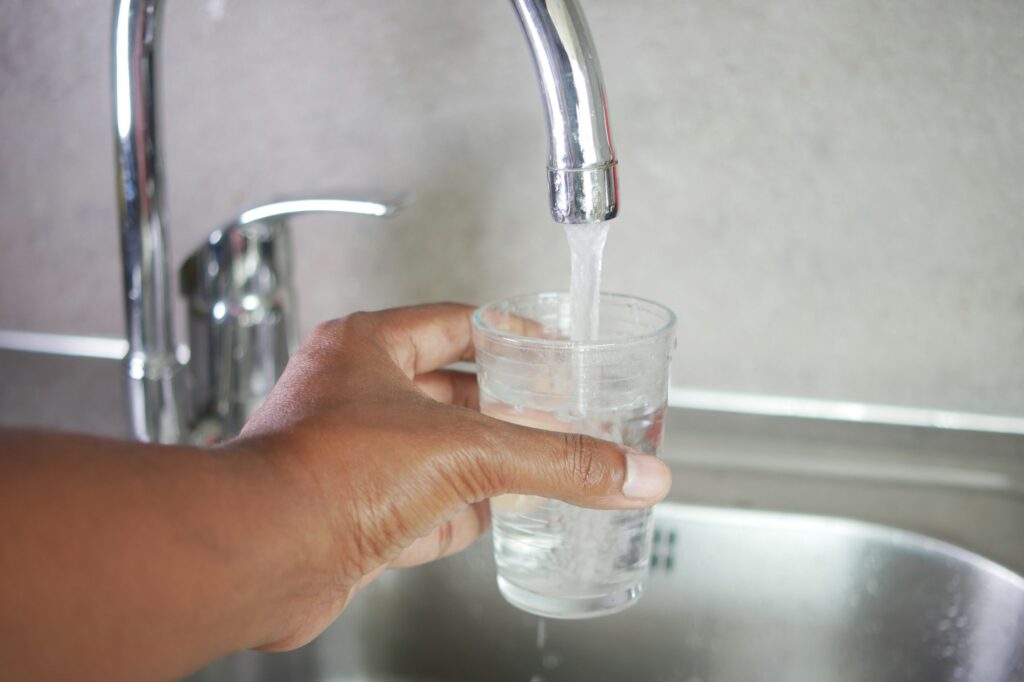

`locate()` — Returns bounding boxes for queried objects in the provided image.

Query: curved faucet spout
[112,0,620,443]
[512,0,619,224]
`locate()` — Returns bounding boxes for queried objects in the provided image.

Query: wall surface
[1,0,1022,416]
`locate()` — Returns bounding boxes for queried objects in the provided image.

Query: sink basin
[190,503,1024,682]
[2,350,1021,680]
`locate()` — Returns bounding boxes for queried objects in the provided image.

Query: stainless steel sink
[3,349,1022,680]
[190,503,1024,682]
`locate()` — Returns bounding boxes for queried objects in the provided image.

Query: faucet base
[123,353,188,444]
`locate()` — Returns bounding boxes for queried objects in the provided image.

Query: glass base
[496,576,645,619]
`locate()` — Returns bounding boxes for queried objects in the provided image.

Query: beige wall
[1,0,1022,415]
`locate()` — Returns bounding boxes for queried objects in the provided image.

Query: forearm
[0,430,315,681]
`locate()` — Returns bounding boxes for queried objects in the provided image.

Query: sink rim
[656,501,1024,590]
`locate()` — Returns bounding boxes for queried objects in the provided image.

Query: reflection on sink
[191,504,1024,682]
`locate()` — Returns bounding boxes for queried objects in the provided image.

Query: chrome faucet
[112,0,619,444]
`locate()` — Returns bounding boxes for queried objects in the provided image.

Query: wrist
[213,435,350,650]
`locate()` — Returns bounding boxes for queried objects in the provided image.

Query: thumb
[473,415,672,509]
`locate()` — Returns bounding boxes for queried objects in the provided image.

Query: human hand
[232,303,672,650]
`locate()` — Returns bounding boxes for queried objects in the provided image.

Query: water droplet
[939,619,951,632]
[943,645,956,658]
[956,615,968,628]
[947,604,960,617]
[542,653,561,670]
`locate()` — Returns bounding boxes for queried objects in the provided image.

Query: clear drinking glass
[472,292,676,619]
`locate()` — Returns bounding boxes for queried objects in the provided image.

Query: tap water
[564,221,609,342]
[535,618,547,649]
[564,221,609,417]
[533,617,550,682]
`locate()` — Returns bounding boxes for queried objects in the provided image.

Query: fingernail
[622,449,671,499]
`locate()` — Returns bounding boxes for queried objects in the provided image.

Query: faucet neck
[113,0,184,443]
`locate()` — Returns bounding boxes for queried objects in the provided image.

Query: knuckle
[310,315,356,344]
[309,319,338,344]
[445,422,507,501]
[306,312,381,360]
[563,433,607,490]
[450,430,505,499]
[350,496,410,570]
[336,310,375,335]
[450,446,504,501]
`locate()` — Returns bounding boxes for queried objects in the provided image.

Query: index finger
[370,302,477,379]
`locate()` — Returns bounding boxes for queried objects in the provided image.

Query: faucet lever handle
[234,197,400,225]
[180,195,399,442]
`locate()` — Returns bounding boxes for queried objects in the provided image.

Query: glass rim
[472,292,677,351]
